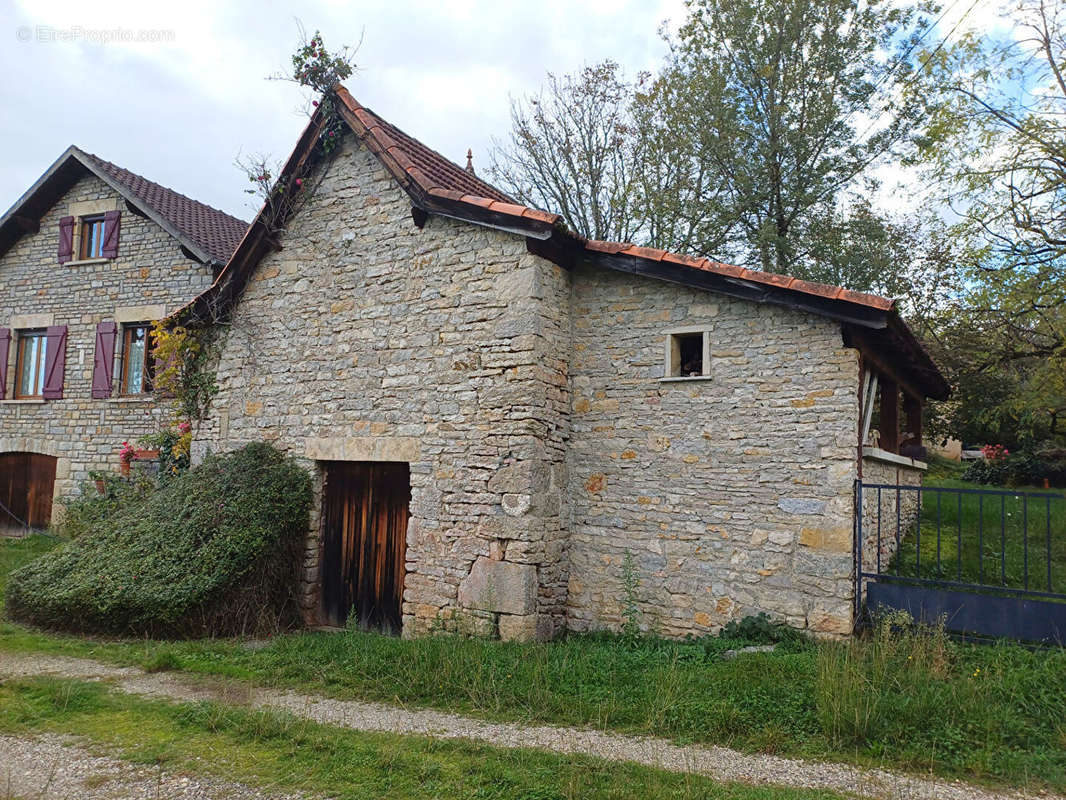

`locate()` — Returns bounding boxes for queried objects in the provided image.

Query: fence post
[854,479,863,626]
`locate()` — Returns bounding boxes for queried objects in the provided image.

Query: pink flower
[177,421,191,435]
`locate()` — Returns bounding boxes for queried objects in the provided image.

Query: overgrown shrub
[5,443,312,637]
[57,471,154,540]
[718,612,805,645]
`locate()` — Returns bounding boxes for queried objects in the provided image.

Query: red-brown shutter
[101,210,121,258]
[0,328,10,399]
[42,325,67,400]
[91,321,118,399]
[58,216,75,264]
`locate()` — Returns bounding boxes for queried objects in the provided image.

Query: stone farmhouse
[174,86,949,641]
[0,147,246,530]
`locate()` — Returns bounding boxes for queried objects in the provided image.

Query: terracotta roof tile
[622,244,667,262]
[333,86,898,316]
[336,89,515,205]
[837,288,894,311]
[487,200,531,218]
[80,151,247,263]
[703,261,745,278]
[662,252,705,269]
[521,208,559,224]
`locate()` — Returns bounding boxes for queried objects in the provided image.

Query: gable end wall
[192,135,571,638]
[566,265,861,637]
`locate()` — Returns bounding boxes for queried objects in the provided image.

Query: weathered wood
[12,215,38,234]
[321,461,409,632]
[879,377,900,454]
[903,392,923,450]
[587,252,890,329]
[0,453,56,529]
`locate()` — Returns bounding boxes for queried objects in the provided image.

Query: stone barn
[183,86,948,640]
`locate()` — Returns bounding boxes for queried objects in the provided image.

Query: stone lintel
[114,304,167,323]
[8,312,54,329]
[305,436,420,463]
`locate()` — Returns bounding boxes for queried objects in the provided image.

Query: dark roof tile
[80,151,248,263]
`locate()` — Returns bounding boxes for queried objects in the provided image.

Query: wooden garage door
[0,453,57,530]
[321,461,410,632]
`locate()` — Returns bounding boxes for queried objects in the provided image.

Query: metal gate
[855,480,1066,643]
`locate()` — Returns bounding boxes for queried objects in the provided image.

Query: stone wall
[565,264,862,637]
[859,453,925,576]
[0,173,214,509]
[191,134,571,641]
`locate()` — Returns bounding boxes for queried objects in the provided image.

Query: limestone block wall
[0,173,214,508]
[565,264,861,637]
[859,455,925,576]
[191,134,571,640]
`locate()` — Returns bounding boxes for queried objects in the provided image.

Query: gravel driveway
[0,732,302,799]
[0,651,1058,800]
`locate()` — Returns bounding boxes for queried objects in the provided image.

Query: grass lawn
[889,474,1066,594]
[0,677,843,800]
[2,534,1065,793]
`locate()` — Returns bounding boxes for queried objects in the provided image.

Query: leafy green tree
[919,0,1066,447]
[653,0,938,273]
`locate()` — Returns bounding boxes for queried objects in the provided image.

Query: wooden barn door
[321,462,410,632]
[0,453,57,531]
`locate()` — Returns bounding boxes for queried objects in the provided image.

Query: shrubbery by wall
[4,443,312,637]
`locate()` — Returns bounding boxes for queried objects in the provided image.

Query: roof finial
[465,148,476,175]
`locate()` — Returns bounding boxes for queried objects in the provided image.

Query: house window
[80,215,106,260]
[120,324,154,395]
[15,330,47,399]
[665,330,710,379]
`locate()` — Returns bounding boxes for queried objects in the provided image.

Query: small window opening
[669,332,706,378]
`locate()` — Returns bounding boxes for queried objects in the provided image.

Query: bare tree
[489,61,642,242]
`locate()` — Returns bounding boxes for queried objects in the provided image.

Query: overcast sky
[2,0,1005,224]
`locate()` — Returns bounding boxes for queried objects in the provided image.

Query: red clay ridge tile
[787,278,846,300]
[622,245,667,261]
[406,166,434,188]
[521,208,559,224]
[837,288,894,310]
[661,251,705,268]
[486,201,530,218]
[586,240,630,254]
[460,194,496,210]
[370,129,398,151]
[706,261,745,278]
[742,270,795,288]
[427,187,466,202]
[352,108,376,129]
[386,146,415,171]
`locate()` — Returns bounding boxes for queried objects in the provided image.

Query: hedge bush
[5,443,312,637]
[962,444,1066,487]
